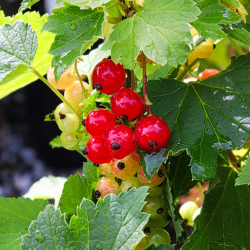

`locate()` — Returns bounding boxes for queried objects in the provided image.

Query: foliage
[1,0,250,248]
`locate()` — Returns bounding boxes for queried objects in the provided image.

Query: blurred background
[0,0,83,197]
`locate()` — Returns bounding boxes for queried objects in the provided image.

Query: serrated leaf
[148,53,250,181]
[59,171,95,216]
[0,197,48,250]
[71,187,149,249]
[167,152,197,199]
[42,5,104,81]
[90,0,111,9]
[19,0,40,12]
[49,135,63,149]
[23,175,67,207]
[192,0,241,39]
[0,12,54,99]
[164,175,187,242]
[21,205,82,249]
[235,158,250,185]
[78,37,112,77]
[183,164,250,249]
[110,0,200,69]
[224,23,250,46]
[138,148,167,180]
[55,0,89,8]
[0,20,37,82]
[83,160,99,189]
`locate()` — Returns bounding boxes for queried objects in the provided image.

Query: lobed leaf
[42,5,104,81]
[19,0,40,12]
[148,53,250,181]
[110,0,200,69]
[183,163,250,249]
[0,197,48,250]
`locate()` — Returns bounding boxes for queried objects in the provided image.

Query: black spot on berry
[144,227,151,234]
[157,208,163,214]
[59,112,66,119]
[49,113,55,120]
[117,162,125,170]
[119,114,128,122]
[158,170,164,177]
[94,190,101,198]
[95,83,103,90]
[93,163,99,167]
[82,147,89,155]
[213,44,216,49]
[148,140,158,148]
[82,119,86,126]
[111,142,121,151]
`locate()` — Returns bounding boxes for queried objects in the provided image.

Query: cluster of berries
[82,58,171,165]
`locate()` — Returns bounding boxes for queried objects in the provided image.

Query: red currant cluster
[82,58,171,165]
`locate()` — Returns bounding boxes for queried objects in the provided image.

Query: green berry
[143,196,167,219]
[179,201,198,226]
[120,177,141,191]
[60,131,82,150]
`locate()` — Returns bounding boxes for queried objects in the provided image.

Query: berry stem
[142,52,152,115]
[226,149,240,174]
[131,70,137,90]
[74,60,86,100]
[176,58,199,81]
[31,67,82,120]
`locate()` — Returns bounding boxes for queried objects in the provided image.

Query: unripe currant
[94,177,120,199]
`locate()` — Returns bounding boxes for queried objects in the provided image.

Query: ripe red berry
[92,58,126,95]
[105,125,135,159]
[83,136,113,164]
[111,88,145,121]
[85,109,116,137]
[135,115,170,152]
[199,69,220,79]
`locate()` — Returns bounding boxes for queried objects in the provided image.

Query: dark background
[0,0,83,197]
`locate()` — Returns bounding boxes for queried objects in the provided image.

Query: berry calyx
[199,69,220,79]
[85,136,113,164]
[92,58,126,95]
[110,154,140,180]
[85,109,116,137]
[135,115,170,152]
[95,177,120,199]
[105,125,135,159]
[111,88,145,121]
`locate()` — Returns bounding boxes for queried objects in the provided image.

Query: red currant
[110,154,140,180]
[85,109,116,137]
[110,88,145,121]
[137,165,166,186]
[94,177,120,199]
[92,58,126,95]
[199,69,220,79]
[83,136,113,164]
[105,125,135,159]
[135,115,170,152]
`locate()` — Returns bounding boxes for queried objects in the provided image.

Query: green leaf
[168,152,197,199]
[21,205,82,249]
[83,160,99,190]
[148,53,250,181]
[0,197,48,250]
[138,148,167,180]
[49,135,63,149]
[71,187,149,249]
[183,164,250,249]
[192,0,241,39]
[221,0,239,7]
[0,20,37,82]
[235,158,250,185]
[90,0,111,9]
[0,12,54,99]
[148,64,173,80]
[164,175,187,242]
[224,23,250,46]
[110,0,200,69]
[78,37,112,77]
[55,0,89,8]
[42,5,104,81]
[23,175,67,206]
[19,0,40,12]
[59,171,95,216]
[146,244,175,250]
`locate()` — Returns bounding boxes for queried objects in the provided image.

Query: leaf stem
[176,58,199,81]
[197,182,205,193]
[142,52,151,115]
[227,149,240,173]
[88,74,94,91]
[74,60,86,100]
[31,67,82,120]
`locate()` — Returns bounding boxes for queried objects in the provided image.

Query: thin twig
[142,52,151,115]
[176,58,199,81]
